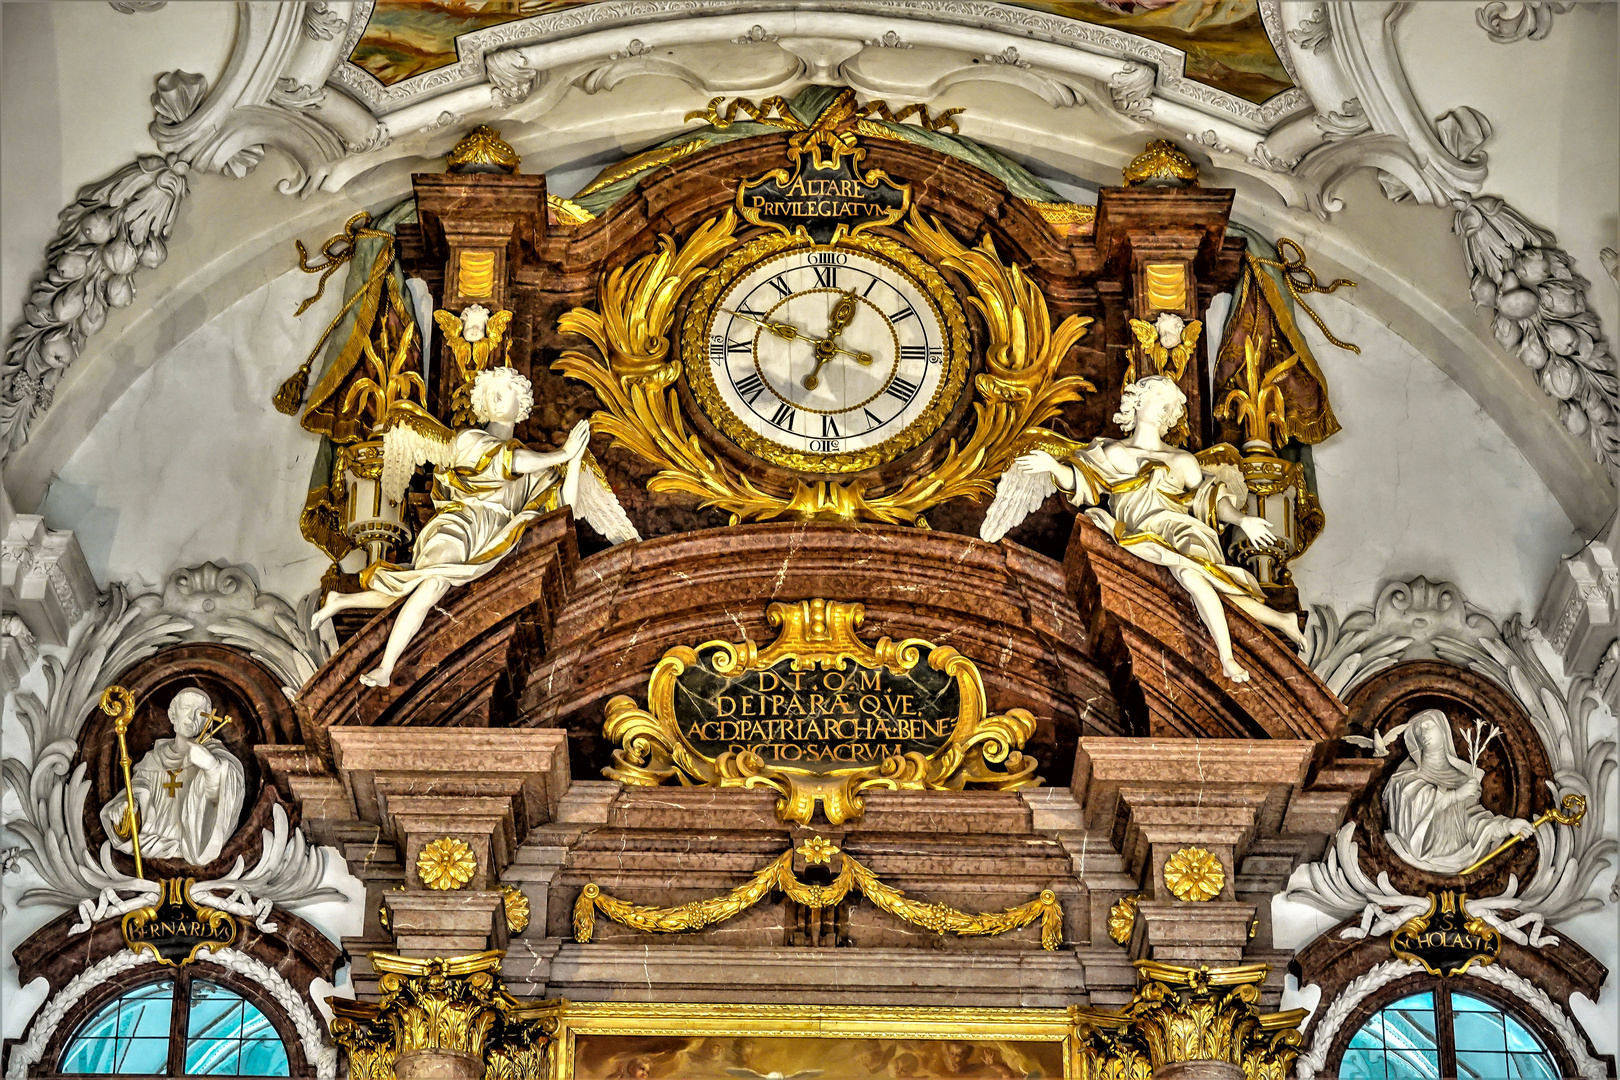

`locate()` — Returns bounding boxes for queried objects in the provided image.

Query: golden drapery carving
[1212,242,1349,450]
[1072,962,1306,1080]
[573,835,1064,949]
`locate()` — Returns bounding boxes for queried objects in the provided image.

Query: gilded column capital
[1073,961,1305,1080]
[328,950,554,1079]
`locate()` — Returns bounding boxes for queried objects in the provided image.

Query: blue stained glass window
[183,981,290,1076]
[1450,993,1558,1080]
[1342,989,1563,1080]
[60,980,176,1074]
[1338,992,1441,1079]
[58,975,292,1077]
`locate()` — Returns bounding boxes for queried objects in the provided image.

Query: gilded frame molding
[542,1000,1078,1079]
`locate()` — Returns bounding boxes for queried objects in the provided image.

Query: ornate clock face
[685,235,969,473]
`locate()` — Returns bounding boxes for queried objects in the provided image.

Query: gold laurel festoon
[554,206,1094,524]
[572,836,1064,950]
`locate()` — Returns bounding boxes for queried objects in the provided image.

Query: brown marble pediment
[294,512,1344,789]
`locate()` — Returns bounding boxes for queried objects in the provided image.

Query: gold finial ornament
[1108,894,1141,945]
[1163,847,1225,902]
[417,837,478,890]
[1122,139,1200,187]
[499,884,531,935]
[447,125,520,174]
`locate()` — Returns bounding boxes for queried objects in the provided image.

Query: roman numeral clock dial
[686,238,969,474]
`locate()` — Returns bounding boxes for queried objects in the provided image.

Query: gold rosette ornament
[1163,847,1224,902]
[417,837,478,891]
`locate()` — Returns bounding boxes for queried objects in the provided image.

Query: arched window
[52,970,294,1078]
[1337,984,1563,1079]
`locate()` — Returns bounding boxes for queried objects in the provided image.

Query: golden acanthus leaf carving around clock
[555,207,1095,524]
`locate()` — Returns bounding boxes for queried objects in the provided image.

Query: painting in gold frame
[549,1002,1075,1079]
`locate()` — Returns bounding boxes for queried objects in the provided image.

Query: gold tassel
[275,212,395,416]
[273,361,313,415]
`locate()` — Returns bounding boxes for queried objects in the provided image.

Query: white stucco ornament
[1380,708,1534,875]
[458,303,491,343]
[982,375,1307,682]
[99,688,247,866]
[1153,311,1187,349]
[311,367,639,688]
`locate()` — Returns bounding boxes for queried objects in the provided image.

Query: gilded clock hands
[719,306,873,391]
[803,290,874,389]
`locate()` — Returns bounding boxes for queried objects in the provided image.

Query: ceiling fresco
[347,0,1294,104]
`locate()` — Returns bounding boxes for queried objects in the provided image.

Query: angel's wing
[571,451,641,545]
[1181,319,1203,350]
[432,308,464,343]
[380,400,455,505]
[981,466,1057,543]
[486,308,514,344]
[1127,317,1159,353]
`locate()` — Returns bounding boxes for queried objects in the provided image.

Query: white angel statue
[981,374,1304,682]
[311,366,638,687]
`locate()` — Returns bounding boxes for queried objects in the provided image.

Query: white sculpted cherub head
[168,688,212,739]
[1113,375,1187,438]
[459,304,491,342]
[470,366,535,426]
[1154,312,1186,349]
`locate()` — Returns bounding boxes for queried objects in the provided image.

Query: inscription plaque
[736,133,909,243]
[603,599,1040,824]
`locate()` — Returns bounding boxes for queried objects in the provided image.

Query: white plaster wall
[36,266,340,602]
[1291,292,1580,620]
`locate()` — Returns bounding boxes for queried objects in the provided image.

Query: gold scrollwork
[447,125,520,173]
[1122,140,1200,187]
[601,599,1041,825]
[499,884,531,935]
[1163,847,1225,902]
[573,835,1063,949]
[554,203,1093,525]
[1108,894,1142,945]
[1072,962,1305,1080]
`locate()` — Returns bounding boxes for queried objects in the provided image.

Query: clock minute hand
[721,308,806,343]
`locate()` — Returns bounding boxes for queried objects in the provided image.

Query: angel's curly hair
[469,366,534,423]
[1113,374,1186,435]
